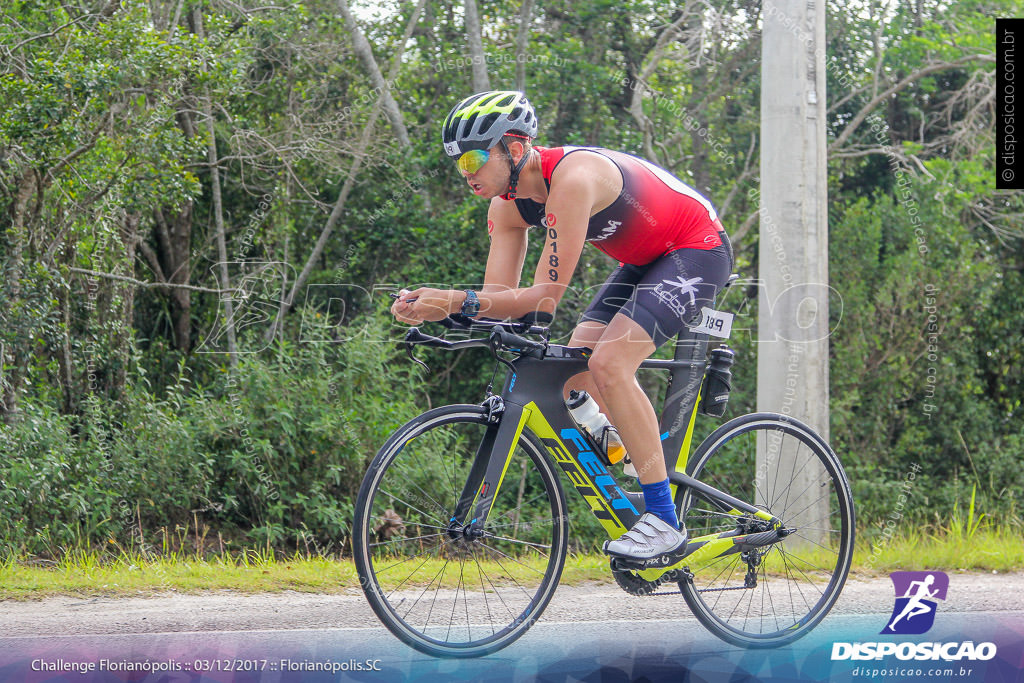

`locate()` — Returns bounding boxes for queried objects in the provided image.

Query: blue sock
[640,478,679,529]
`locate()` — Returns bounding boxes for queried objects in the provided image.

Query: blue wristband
[461,289,480,317]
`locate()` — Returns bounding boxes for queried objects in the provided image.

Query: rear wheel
[353,404,568,658]
[677,412,854,647]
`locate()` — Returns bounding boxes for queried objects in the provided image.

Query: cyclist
[392,90,733,563]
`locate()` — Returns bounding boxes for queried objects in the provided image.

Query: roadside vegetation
[1,521,1019,600]
[2,1,1020,586]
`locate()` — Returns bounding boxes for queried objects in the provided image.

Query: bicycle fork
[447,398,526,539]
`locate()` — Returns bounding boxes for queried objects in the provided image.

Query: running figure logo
[881,571,949,635]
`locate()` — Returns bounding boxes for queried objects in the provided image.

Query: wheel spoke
[782,487,834,525]
[368,532,445,549]
[762,561,781,633]
[466,543,498,635]
[376,488,448,528]
[781,546,838,574]
[680,418,852,647]
[379,543,444,600]
[477,543,542,602]
[487,492,555,525]
[469,542,519,624]
[775,467,833,516]
[373,537,445,577]
[778,544,825,601]
[787,530,841,557]
[409,558,450,626]
[482,534,552,553]
[354,412,565,656]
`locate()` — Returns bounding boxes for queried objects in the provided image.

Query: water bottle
[699,345,735,417]
[565,390,629,468]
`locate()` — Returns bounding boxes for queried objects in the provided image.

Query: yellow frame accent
[476,399,775,583]
[467,406,531,516]
[523,401,630,536]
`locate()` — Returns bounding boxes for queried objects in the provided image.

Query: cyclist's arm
[396,153,615,322]
[471,168,594,318]
[480,196,530,292]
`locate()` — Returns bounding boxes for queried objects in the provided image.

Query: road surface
[0,572,1021,681]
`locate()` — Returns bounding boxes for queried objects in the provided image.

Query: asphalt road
[0,571,1019,636]
[0,572,1021,681]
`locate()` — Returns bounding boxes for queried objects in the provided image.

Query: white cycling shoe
[603,512,688,561]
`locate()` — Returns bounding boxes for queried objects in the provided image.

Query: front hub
[446,520,485,543]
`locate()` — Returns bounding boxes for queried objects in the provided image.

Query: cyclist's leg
[594,313,688,558]
[563,263,646,407]
[591,243,732,483]
[593,245,731,559]
[563,321,607,402]
[589,315,661,481]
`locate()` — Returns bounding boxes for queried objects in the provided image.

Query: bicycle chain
[650,582,755,596]
[614,566,756,597]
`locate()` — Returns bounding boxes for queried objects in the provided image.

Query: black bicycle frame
[450,323,767,542]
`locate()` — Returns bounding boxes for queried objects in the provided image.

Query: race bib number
[690,307,733,338]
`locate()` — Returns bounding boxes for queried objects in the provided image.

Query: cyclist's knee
[588,347,633,389]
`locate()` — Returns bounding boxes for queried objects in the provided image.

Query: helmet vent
[443,116,458,142]
[479,112,500,134]
[440,90,538,154]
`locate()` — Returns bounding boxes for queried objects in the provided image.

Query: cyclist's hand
[391,288,423,324]
[404,287,461,323]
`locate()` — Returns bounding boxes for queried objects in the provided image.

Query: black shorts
[580,234,733,348]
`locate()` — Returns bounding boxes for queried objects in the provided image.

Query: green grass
[852,526,1023,575]
[1,529,1020,599]
[0,550,613,600]
[0,550,358,600]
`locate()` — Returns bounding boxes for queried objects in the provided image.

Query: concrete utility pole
[757,0,830,544]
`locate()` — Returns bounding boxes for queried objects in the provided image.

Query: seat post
[658,324,709,472]
[658,273,737,471]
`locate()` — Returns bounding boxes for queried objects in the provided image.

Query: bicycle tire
[676,412,854,647]
[353,404,568,658]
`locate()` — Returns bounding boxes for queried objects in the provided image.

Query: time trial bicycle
[353,279,854,657]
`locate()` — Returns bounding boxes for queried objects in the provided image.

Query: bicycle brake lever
[404,342,430,372]
[487,330,518,375]
[402,327,431,372]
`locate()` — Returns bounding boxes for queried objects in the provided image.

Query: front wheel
[352,404,568,658]
[677,412,855,648]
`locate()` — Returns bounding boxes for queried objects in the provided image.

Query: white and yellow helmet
[440,90,538,158]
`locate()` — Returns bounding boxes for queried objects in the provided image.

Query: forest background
[1,0,1020,562]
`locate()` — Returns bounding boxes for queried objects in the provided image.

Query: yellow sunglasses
[456,149,490,175]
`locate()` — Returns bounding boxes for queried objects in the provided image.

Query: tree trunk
[514,0,535,91]
[464,0,490,91]
[154,205,194,352]
[1,170,39,422]
[56,262,75,414]
[336,0,412,146]
[102,211,138,398]
[193,6,238,365]
[628,8,698,166]
[270,0,428,335]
